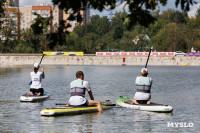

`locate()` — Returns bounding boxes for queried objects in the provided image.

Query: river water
[0,65,199,132]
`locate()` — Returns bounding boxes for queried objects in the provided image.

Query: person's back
[67,71,103,112]
[30,71,44,88]
[132,68,152,104]
[69,79,87,106]
[30,63,45,96]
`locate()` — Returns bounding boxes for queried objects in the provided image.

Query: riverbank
[0,54,200,66]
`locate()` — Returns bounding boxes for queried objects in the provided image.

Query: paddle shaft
[145,47,153,68]
[39,54,45,66]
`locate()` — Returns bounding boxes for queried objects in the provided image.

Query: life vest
[136,76,151,93]
[70,79,86,97]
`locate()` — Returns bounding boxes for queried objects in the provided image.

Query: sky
[19,0,200,17]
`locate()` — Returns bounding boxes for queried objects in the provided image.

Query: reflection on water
[0,65,199,132]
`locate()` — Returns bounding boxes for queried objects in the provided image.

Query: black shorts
[137,100,148,104]
[81,100,88,106]
[30,88,44,95]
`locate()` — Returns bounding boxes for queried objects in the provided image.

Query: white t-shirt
[134,76,152,100]
[30,71,45,89]
[69,80,91,106]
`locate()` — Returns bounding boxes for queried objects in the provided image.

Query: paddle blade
[29,81,32,85]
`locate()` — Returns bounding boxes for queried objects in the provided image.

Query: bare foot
[66,102,70,106]
[132,99,139,104]
[147,101,151,104]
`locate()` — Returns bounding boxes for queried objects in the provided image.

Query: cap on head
[34,63,39,68]
[141,68,148,76]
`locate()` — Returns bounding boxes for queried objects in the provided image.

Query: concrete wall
[0,55,200,66]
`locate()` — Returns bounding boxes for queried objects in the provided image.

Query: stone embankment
[0,54,200,66]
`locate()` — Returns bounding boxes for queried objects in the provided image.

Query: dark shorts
[137,100,148,104]
[81,100,88,106]
[30,88,44,95]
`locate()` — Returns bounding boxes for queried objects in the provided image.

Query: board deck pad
[117,96,173,113]
[125,101,168,106]
[40,100,114,116]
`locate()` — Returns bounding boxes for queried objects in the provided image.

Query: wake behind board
[116,96,173,113]
[40,100,114,116]
[20,91,50,102]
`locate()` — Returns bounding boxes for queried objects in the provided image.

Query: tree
[80,33,98,53]
[0,0,5,16]
[0,12,19,52]
[52,0,197,29]
[150,23,187,52]
[159,9,187,24]
[111,12,126,40]
[90,15,110,36]
[196,7,200,17]
[30,14,51,52]
[73,15,110,37]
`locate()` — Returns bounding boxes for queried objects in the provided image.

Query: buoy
[184,63,187,66]
[66,63,69,65]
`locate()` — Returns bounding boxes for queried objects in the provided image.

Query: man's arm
[88,90,94,100]
[41,67,45,79]
[83,81,94,100]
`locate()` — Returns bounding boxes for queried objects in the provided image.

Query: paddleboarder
[30,63,45,96]
[132,68,152,104]
[67,71,103,112]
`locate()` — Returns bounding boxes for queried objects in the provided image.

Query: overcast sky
[19,0,200,17]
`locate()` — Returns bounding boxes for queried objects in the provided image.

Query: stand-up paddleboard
[20,91,50,102]
[116,96,173,113]
[40,100,114,116]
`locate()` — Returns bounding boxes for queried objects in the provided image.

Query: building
[5,0,19,7]
[63,8,90,32]
[20,5,63,32]
[0,0,19,40]
[20,5,89,32]
[82,8,90,25]
[4,7,20,35]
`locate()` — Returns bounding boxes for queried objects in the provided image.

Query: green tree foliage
[51,0,196,29]
[81,33,98,53]
[0,0,5,15]
[159,9,187,24]
[74,15,110,37]
[2,6,200,53]
[151,23,187,51]
[30,14,51,52]
[111,12,126,40]
[195,7,200,18]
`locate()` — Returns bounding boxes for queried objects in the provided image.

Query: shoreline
[0,55,200,66]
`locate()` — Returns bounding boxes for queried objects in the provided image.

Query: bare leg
[37,92,41,96]
[88,100,103,112]
[132,98,139,104]
[147,100,150,104]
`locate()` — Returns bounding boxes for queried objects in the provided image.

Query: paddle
[29,54,45,85]
[145,46,153,68]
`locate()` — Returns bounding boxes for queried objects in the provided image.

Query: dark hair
[76,71,84,78]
